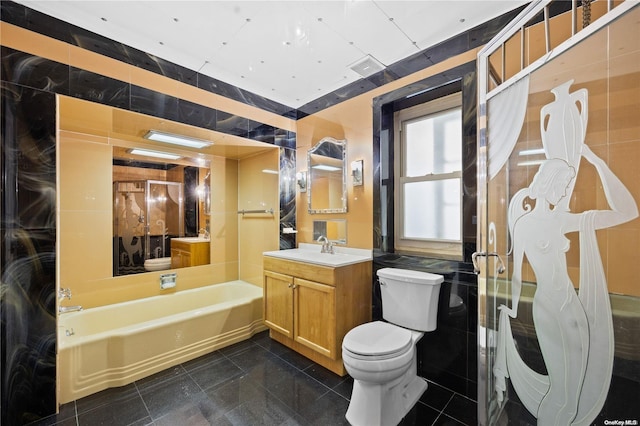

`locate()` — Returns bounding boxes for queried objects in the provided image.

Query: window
[394,92,463,258]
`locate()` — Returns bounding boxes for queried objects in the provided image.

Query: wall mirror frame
[307,137,347,214]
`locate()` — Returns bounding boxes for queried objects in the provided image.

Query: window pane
[403,178,461,241]
[404,108,462,177]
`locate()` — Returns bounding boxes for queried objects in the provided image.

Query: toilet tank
[377,268,443,332]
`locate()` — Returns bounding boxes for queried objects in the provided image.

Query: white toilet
[342,267,443,426]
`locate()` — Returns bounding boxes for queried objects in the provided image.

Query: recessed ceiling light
[129,148,182,160]
[144,130,213,149]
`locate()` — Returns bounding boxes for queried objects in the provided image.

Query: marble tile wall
[1,83,57,424]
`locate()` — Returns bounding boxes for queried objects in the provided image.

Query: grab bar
[237,208,274,215]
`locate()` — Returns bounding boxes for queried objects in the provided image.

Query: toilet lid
[343,321,412,358]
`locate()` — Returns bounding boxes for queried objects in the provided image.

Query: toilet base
[345,361,427,426]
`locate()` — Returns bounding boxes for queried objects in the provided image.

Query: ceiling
[16,0,527,109]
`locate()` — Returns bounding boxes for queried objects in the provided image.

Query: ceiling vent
[349,55,386,78]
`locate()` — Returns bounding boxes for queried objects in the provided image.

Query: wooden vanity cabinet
[170,240,210,268]
[263,256,371,376]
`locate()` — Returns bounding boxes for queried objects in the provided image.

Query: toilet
[342,267,443,426]
[143,257,172,272]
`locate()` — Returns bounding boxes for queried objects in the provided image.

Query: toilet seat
[342,321,413,360]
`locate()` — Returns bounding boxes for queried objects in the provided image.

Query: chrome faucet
[199,228,210,239]
[58,288,72,301]
[59,305,83,314]
[317,235,334,254]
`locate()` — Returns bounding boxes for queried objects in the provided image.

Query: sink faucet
[58,288,72,301]
[317,235,334,254]
[199,228,210,239]
[59,305,82,314]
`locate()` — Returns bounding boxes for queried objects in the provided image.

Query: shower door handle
[472,251,506,275]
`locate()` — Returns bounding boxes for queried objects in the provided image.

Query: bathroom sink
[263,243,371,267]
[172,237,209,243]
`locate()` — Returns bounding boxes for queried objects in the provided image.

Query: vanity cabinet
[170,240,209,268]
[263,256,371,375]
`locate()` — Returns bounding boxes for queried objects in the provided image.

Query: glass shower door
[145,180,183,261]
[477,2,640,424]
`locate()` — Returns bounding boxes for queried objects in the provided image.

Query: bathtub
[487,280,640,361]
[58,280,265,403]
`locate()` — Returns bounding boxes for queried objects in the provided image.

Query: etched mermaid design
[493,80,638,425]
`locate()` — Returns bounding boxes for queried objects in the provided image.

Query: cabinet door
[293,278,336,359]
[171,249,182,269]
[264,271,294,338]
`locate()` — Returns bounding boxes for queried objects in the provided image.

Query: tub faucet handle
[59,288,72,301]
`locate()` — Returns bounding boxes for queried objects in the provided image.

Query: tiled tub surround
[58,281,265,404]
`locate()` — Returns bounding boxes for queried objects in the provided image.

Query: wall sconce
[351,160,363,186]
[296,171,307,192]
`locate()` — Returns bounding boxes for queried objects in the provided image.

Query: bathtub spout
[59,305,83,314]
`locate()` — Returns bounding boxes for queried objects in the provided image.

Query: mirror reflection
[112,147,211,275]
[313,219,347,244]
[308,137,347,213]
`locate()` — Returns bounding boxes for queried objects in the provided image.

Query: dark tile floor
[36,331,477,425]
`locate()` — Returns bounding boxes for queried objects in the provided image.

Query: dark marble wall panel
[279,147,296,250]
[1,47,69,95]
[216,110,249,138]
[177,98,216,130]
[1,84,57,425]
[249,121,275,145]
[183,167,199,237]
[130,85,179,122]
[274,128,296,150]
[1,83,57,229]
[70,67,129,109]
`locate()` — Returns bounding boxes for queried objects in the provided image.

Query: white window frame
[393,92,463,259]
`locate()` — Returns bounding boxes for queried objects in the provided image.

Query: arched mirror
[307,137,347,214]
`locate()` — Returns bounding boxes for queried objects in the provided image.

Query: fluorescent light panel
[312,164,342,172]
[144,130,213,149]
[129,148,182,160]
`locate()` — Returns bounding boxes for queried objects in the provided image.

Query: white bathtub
[58,280,265,403]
